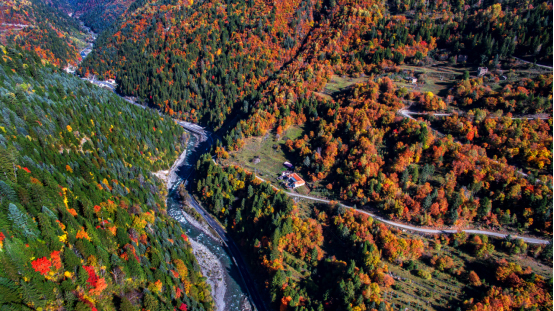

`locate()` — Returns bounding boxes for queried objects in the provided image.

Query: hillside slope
[79,0,552,126]
[0,0,90,67]
[79,0,553,235]
[192,154,553,310]
[78,0,343,128]
[52,0,135,33]
[0,45,213,311]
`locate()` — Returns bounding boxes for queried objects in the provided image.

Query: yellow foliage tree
[174,259,189,282]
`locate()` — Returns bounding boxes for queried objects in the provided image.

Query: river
[164,132,256,311]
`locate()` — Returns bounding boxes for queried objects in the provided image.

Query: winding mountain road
[286,192,549,244]
[399,108,550,120]
[254,177,550,245]
[511,56,553,69]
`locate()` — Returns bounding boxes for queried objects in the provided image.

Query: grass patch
[396,60,551,99]
[323,75,368,95]
[222,125,306,186]
[221,125,334,201]
[396,63,469,97]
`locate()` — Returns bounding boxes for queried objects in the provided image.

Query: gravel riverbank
[182,206,221,242]
[189,239,226,311]
[166,146,189,191]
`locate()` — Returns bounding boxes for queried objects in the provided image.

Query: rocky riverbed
[189,239,227,311]
[166,196,228,311]
[159,135,229,311]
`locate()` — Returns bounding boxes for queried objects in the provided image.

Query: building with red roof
[285,173,305,189]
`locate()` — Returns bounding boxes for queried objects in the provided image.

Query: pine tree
[8,203,38,239]
[64,249,82,271]
[21,281,45,308]
[77,266,89,288]
[347,260,356,276]
[0,146,18,183]
[542,242,553,261]
[311,247,318,264]
[128,254,145,281]
[42,206,58,220]
[144,293,159,311]
[401,169,410,189]
[0,181,18,203]
[0,277,22,304]
[423,195,433,211]
[478,197,492,217]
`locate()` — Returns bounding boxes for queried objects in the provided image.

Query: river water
[165,134,251,310]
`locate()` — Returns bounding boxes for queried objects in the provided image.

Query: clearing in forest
[222,126,305,186]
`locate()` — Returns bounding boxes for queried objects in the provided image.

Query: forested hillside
[279,78,553,235]
[78,0,338,128]
[0,45,212,310]
[79,0,552,127]
[193,155,552,310]
[0,0,550,308]
[77,0,553,235]
[54,0,135,33]
[0,0,88,67]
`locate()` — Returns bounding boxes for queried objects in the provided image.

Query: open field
[317,59,552,111]
[322,75,370,96]
[396,63,471,97]
[221,126,335,199]
[394,60,553,98]
[222,125,305,186]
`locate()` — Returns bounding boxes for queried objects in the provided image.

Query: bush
[417,269,432,280]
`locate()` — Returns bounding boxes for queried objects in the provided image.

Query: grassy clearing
[323,75,369,95]
[222,125,306,186]
[396,63,469,97]
[69,27,94,50]
[71,36,89,50]
[383,238,465,310]
[396,61,551,98]
[221,125,336,200]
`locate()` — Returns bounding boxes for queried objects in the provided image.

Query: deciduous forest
[77,0,553,235]
[0,0,88,66]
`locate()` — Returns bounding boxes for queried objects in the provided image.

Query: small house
[64,66,76,74]
[285,173,305,189]
[457,55,468,63]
